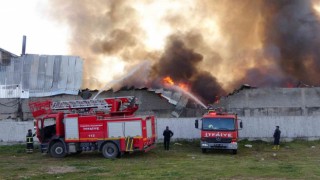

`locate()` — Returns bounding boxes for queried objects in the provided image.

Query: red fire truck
[29,96,156,159]
[195,109,243,154]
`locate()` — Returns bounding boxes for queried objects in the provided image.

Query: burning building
[44,0,320,106]
[3,1,320,119]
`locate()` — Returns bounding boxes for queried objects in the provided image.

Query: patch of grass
[278,163,299,173]
[0,144,26,154]
[1,140,320,179]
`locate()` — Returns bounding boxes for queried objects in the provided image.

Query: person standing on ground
[26,129,35,153]
[163,126,174,150]
[272,126,281,150]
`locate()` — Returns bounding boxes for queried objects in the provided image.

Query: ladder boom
[52,99,110,110]
[29,96,138,117]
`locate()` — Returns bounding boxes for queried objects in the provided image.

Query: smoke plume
[46,0,320,104]
[151,34,226,102]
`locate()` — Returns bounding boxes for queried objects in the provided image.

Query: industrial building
[215,87,320,117]
[1,42,320,143]
[0,54,83,98]
[0,41,83,120]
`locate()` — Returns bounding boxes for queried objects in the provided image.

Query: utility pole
[18,35,27,120]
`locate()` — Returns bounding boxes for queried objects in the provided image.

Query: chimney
[21,35,26,56]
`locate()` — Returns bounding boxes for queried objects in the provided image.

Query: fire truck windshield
[202,118,235,131]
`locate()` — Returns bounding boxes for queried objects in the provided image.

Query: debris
[311,146,316,149]
[273,153,277,157]
[174,143,182,146]
[244,144,252,148]
[261,158,264,161]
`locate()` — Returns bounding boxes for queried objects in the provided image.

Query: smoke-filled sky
[46,0,320,103]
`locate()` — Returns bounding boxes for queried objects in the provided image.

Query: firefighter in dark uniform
[26,129,35,153]
[272,126,281,150]
[163,126,174,150]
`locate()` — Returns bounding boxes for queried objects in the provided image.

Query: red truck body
[29,96,156,159]
[195,110,242,154]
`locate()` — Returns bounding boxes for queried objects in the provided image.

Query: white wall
[157,118,199,140]
[0,120,36,144]
[239,116,320,140]
[157,117,320,141]
[1,116,320,144]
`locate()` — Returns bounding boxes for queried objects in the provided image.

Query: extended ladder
[51,99,110,111]
[29,96,138,117]
[51,96,136,111]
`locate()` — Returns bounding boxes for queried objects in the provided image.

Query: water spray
[92,61,151,99]
[171,85,207,109]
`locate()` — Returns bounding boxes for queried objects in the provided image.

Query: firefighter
[163,126,174,150]
[26,129,35,153]
[272,126,281,150]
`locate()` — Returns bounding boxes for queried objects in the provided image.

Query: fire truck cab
[195,109,243,154]
[30,96,156,159]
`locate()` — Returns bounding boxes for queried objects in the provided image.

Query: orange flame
[163,76,174,85]
[178,82,189,91]
[162,76,190,90]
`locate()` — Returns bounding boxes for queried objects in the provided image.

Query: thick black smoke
[152,35,225,103]
[234,0,320,87]
[261,0,320,85]
[47,0,320,104]
[153,35,202,80]
[191,72,225,103]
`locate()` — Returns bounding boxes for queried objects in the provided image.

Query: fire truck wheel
[232,150,237,154]
[201,148,207,153]
[102,143,119,159]
[50,142,66,158]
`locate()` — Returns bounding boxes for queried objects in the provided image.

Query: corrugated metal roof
[0,48,18,58]
[0,48,17,66]
[0,54,83,98]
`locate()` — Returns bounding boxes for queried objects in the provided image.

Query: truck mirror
[195,119,199,129]
[240,121,243,129]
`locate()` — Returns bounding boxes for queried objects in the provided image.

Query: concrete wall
[1,116,320,144]
[0,120,35,144]
[217,88,320,116]
[157,117,320,141]
[0,98,19,119]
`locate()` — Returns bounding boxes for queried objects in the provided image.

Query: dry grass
[0,140,320,179]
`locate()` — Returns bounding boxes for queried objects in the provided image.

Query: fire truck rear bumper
[201,142,238,150]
